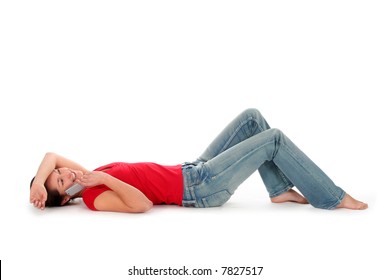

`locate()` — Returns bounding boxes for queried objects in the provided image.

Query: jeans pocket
[202,190,232,207]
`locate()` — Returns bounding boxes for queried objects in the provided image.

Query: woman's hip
[181,161,235,208]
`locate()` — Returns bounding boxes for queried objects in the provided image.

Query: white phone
[65,183,85,196]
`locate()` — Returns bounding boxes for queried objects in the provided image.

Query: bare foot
[271,189,309,204]
[336,193,368,210]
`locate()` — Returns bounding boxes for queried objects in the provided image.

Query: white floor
[2,172,385,280]
[1,1,389,279]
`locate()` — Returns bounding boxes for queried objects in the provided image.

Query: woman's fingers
[30,184,47,210]
[32,198,45,210]
[78,171,101,187]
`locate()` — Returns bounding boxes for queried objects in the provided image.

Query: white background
[1,1,389,279]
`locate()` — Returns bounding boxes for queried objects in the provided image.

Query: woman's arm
[30,152,89,209]
[79,171,153,213]
[33,152,89,185]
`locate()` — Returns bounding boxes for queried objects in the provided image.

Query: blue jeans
[182,108,346,210]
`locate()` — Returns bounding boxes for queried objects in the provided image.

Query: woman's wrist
[100,172,110,185]
[32,177,46,186]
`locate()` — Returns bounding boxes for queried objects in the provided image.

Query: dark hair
[30,177,64,207]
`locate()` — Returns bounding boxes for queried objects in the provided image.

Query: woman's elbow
[45,152,58,158]
[132,200,153,213]
[141,200,153,212]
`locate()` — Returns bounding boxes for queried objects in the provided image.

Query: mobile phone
[65,183,85,196]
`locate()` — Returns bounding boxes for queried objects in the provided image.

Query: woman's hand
[30,183,48,210]
[77,171,108,188]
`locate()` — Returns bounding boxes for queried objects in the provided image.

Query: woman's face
[46,167,84,196]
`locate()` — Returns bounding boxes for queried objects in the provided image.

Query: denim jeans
[182,108,345,210]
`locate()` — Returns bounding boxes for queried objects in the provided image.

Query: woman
[29,108,368,212]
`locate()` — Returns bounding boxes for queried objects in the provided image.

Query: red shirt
[82,162,183,211]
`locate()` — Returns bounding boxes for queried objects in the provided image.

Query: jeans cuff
[326,190,346,210]
[268,183,294,198]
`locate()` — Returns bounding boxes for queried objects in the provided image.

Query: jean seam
[275,167,292,188]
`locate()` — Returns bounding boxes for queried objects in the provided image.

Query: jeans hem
[327,190,346,210]
[268,184,294,198]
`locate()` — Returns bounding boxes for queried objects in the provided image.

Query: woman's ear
[61,196,71,206]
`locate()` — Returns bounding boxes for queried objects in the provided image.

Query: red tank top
[82,162,183,210]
